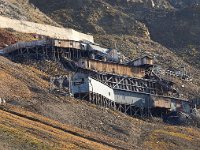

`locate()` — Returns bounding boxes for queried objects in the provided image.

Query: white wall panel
[89,77,115,101]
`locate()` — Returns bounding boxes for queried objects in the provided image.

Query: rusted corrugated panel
[133,57,153,66]
[131,67,145,77]
[89,59,133,76]
[144,57,153,65]
[53,40,81,49]
[152,96,171,109]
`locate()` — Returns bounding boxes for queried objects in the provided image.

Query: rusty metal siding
[131,67,145,78]
[143,57,153,65]
[89,60,133,76]
[152,97,171,109]
[53,39,81,49]
[152,96,190,113]
[133,57,153,66]
[78,59,145,78]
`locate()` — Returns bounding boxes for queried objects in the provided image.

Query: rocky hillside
[1,0,200,150]
[119,1,200,69]
[0,29,36,48]
[1,55,200,150]
[30,0,150,37]
[29,0,200,54]
[0,0,58,26]
[29,0,200,99]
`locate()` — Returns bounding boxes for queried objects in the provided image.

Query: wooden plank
[78,59,145,78]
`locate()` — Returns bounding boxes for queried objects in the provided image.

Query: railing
[153,67,192,81]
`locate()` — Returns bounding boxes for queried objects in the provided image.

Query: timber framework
[0,36,194,121]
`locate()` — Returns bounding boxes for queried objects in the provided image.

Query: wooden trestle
[77,68,177,98]
[74,92,152,118]
[7,45,90,61]
[4,43,182,118]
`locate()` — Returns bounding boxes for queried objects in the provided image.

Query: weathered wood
[78,59,145,78]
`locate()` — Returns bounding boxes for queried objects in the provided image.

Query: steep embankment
[114,1,200,69]
[0,56,139,149]
[0,106,128,150]
[0,0,58,26]
[138,6,200,69]
[0,53,200,150]
[0,56,49,100]
[1,1,200,149]
[30,0,150,37]
[0,29,36,48]
[1,104,200,150]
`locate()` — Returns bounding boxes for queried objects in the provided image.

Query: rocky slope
[30,0,150,37]
[29,0,200,99]
[1,56,200,150]
[0,29,36,49]
[1,0,200,150]
[118,2,200,69]
[124,1,200,71]
[0,0,58,26]
[0,0,199,104]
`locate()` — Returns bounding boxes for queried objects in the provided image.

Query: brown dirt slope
[0,1,200,149]
[0,105,126,150]
[0,29,36,48]
[0,56,49,99]
[0,49,200,150]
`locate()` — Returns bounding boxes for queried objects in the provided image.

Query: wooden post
[36,47,39,59]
